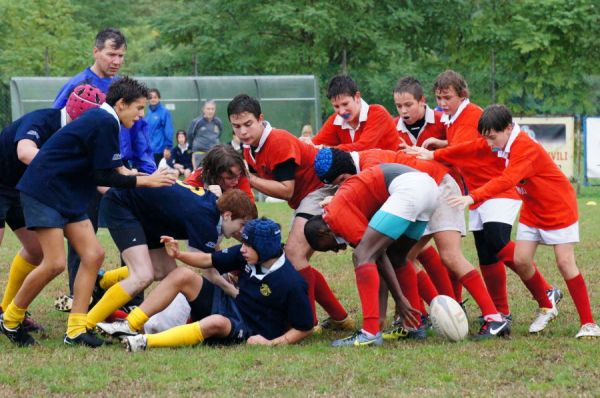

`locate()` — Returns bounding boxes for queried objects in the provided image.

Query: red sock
[355,263,380,334]
[451,273,463,302]
[299,267,317,325]
[417,246,455,299]
[523,269,553,308]
[480,262,510,315]
[313,267,348,321]
[498,241,553,290]
[394,262,422,311]
[417,270,438,305]
[566,274,595,325]
[459,270,498,317]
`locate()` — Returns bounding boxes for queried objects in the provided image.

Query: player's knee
[130,268,154,290]
[44,259,66,277]
[439,248,463,269]
[169,267,195,288]
[81,246,105,269]
[203,315,231,336]
[555,254,576,275]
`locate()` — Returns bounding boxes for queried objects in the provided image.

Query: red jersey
[323,166,389,246]
[394,106,446,147]
[313,101,400,151]
[469,130,578,229]
[432,101,519,208]
[183,168,255,203]
[243,126,323,210]
[358,149,448,185]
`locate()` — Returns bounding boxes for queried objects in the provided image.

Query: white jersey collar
[440,98,470,126]
[101,102,120,127]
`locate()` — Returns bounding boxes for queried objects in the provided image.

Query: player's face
[203,103,216,120]
[484,125,512,152]
[394,92,426,125]
[116,97,147,128]
[315,231,346,253]
[230,112,265,147]
[330,93,361,123]
[240,243,259,264]
[435,88,464,117]
[177,133,187,145]
[222,214,249,241]
[218,165,243,191]
[149,92,160,106]
[93,40,125,78]
[331,173,352,186]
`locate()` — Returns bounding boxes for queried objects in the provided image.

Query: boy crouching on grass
[98,218,314,351]
[449,104,600,338]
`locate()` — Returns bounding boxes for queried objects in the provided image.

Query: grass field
[1,194,600,397]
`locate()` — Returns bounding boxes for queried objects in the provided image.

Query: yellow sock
[3,301,27,329]
[99,267,129,290]
[86,282,132,329]
[67,313,87,338]
[147,322,204,348]
[126,307,149,332]
[1,253,37,312]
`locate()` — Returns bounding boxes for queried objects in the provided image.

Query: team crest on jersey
[206,241,216,249]
[112,153,122,161]
[260,283,271,297]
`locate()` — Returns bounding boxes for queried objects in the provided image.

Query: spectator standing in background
[146,88,174,165]
[187,100,223,169]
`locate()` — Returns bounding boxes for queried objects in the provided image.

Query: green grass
[1,198,600,397]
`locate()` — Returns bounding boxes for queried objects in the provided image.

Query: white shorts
[516,222,579,245]
[468,198,522,232]
[144,293,191,334]
[424,174,466,236]
[380,172,439,222]
[294,185,338,218]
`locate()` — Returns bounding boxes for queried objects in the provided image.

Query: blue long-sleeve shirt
[53,69,156,173]
[146,102,174,155]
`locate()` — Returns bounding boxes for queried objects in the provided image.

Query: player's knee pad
[473,230,498,266]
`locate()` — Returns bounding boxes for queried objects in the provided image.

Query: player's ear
[222,210,232,221]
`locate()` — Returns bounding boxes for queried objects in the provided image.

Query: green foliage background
[0,0,599,128]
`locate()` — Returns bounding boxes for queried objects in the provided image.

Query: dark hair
[95,28,127,50]
[149,88,161,99]
[227,94,261,119]
[394,76,424,100]
[217,189,258,220]
[106,76,149,106]
[303,215,333,252]
[327,75,359,99]
[176,130,187,142]
[433,70,469,98]
[314,148,356,184]
[478,104,513,136]
[201,144,247,185]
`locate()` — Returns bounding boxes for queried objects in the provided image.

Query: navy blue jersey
[17,105,121,218]
[212,247,314,339]
[0,108,62,188]
[105,181,220,252]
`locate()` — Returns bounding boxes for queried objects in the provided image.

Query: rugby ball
[430,295,468,341]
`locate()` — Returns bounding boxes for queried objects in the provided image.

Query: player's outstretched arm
[136,168,177,188]
[247,328,312,346]
[248,174,295,201]
[160,236,213,268]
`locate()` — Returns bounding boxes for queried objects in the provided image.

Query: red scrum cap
[66,84,106,120]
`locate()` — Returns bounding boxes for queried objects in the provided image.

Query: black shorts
[0,185,26,230]
[188,277,252,345]
[100,196,151,251]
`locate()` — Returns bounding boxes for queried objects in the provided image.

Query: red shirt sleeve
[469,138,535,203]
[312,114,343,147]
[335,106,398,152]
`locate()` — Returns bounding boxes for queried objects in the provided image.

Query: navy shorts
[188,277,252,345]
[20,193,88,229]
[100,196,150,251]
[0,186,25,230]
